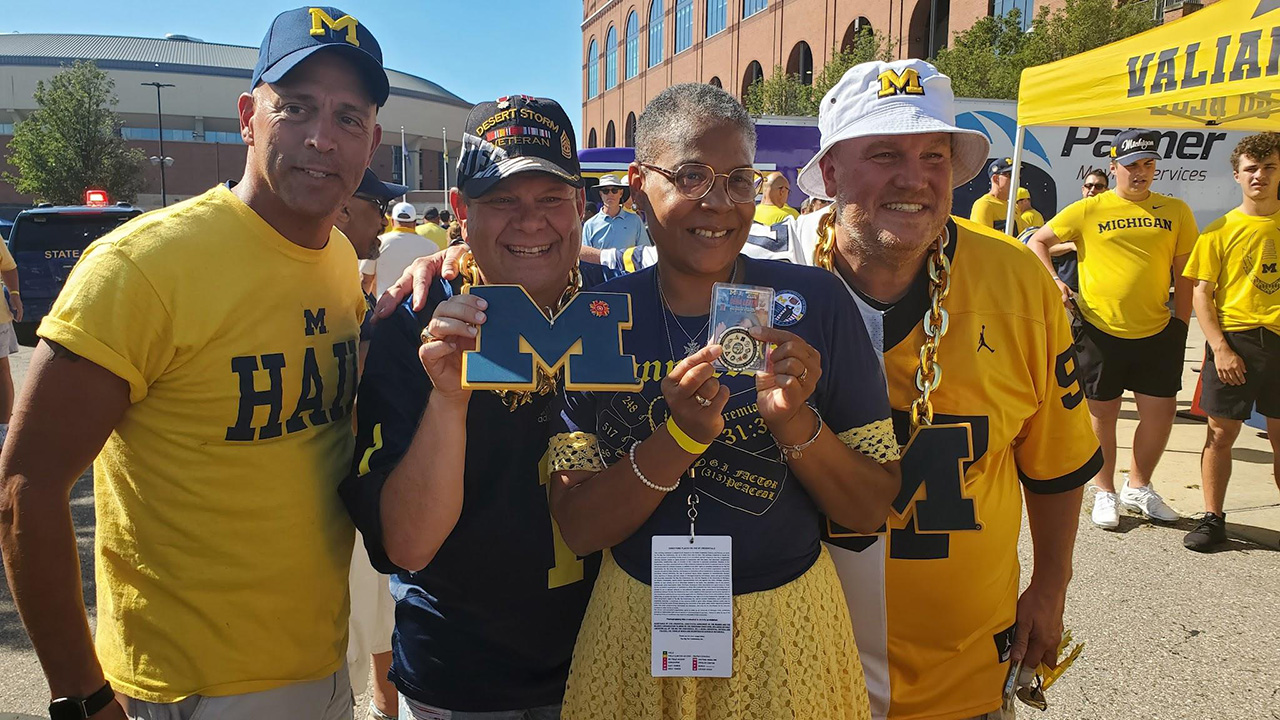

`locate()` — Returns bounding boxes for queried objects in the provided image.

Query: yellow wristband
[666,416,711,455]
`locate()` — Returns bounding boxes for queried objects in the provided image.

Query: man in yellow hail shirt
[1028,129,1198,532]
[1182,132,1280,552]
[0,7,385,719]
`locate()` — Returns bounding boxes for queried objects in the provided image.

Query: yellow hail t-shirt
[1047,190,1197,339]
[825,219,1101,720]
[0,240,17,324]
[969,193,1027,236]
[753,203,799,226]
[38,185,366,702]
[1021,207,1046,229]
[1183,207,1280,335]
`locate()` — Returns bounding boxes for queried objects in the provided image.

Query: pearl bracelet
[630,440,680,493]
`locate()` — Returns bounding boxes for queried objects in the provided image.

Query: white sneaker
[1091,490,1120,529]
[1120,483,1180,523]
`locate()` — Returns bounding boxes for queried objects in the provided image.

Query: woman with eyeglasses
[547,83,901,720]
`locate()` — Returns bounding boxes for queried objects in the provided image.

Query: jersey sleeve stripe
[549,431,606,472]
[1018,448,1103,495]
[835,418,901,464]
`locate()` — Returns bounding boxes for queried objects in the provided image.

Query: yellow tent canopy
[1005,0,1278,228]
[1018,0,1279,129]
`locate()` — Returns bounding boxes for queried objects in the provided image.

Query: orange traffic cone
[1178,349,1208,422]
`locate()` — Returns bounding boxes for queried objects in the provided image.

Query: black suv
[7,204,142,346]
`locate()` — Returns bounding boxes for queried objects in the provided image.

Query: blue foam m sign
[461,285,642,391]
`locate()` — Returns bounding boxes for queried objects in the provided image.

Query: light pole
[141,82,175,206]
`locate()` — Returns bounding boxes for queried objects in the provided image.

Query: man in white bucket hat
[799,59,1101,720]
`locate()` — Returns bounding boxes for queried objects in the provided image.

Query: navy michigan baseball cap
[456,95,582,198]
[251,6,390,107]
[1110,129,1162,165]
[988,157,1014,177]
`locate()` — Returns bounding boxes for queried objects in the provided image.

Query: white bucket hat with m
[796,59,991,200]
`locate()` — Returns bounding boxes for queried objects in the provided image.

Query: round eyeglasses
[639,162,764,205]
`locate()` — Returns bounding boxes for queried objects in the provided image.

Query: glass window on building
[626,11,640,79]
[587,39,599,98]
[675,0,693,53]
[994,0,1034,31]
[605,26,618,90]
[706,0,727,37]
[0,123,13,135]
[743,0,766,19]
[203,130,244,144]
[121,127,194,142]
[648,0,664,67]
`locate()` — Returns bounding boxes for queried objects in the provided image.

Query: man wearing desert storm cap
[0,6,386,719]
[795,59,1101,720]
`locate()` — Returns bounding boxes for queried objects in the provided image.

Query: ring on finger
[695,394,712,407]
[798,367,809,383]
[420,328,442,344]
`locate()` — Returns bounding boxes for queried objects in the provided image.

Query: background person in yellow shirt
[969,157,1026,235]
[1182,132,1280,552]
[0,7,386,718]
[1028,129,1198,532]
[753,171,800,225]
[415,206,450,248]
[1017,187,1044,228]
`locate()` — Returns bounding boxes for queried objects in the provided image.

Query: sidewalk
[1108,315,1279,548]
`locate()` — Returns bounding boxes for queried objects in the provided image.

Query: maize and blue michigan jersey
[823,218,1102,720]
[339,264,607,712]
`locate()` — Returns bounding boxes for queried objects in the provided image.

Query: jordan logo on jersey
[977,325,995,353]
[1246,237,1280,294]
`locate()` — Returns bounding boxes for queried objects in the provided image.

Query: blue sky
[3,1,586,132]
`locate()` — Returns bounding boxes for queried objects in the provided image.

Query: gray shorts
[0,321,17,358]
[126,663,352,720]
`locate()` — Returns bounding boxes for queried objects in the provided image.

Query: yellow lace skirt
[562,546,870,720]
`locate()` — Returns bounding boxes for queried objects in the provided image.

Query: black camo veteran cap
[455,95,582,197]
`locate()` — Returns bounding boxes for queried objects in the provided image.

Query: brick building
[0,33,471,215]
[582,0,1067,146]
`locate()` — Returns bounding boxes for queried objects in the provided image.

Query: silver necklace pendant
[683,339,702,358]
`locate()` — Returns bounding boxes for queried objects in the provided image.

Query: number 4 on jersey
[824,416,988,560]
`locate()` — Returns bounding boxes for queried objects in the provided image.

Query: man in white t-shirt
[370,202,442,297]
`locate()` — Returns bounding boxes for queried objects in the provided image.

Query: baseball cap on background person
[456,95,583,198]
[594,174,630,202]
[391,201,416,223]
[988,157,1014,177]
[1109,129,1162,165]
[424,207,440,221]
[356,168,408,205]
[1015,187,1031,202]
[251,6,390,107]
[796,59,990,200]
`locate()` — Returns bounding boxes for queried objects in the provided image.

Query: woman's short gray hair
[634,83,756,164]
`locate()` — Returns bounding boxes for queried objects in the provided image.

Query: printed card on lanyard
[650,534,733,677]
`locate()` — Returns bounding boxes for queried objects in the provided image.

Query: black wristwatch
[49,682,115,720]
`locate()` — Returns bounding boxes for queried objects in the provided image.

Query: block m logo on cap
[877,68,925,98]
[309,8,360,47]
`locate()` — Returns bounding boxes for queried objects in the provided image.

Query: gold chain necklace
[813,212,952,430]
[448,252,581,412]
